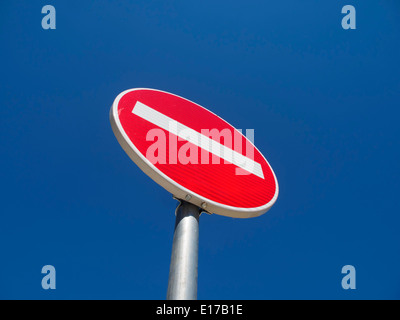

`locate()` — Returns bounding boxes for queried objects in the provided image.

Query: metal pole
[167,200,200,300]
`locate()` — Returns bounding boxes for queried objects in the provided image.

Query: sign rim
[110,88,279,218]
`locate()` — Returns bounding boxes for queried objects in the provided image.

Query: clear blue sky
[1,0,399,299]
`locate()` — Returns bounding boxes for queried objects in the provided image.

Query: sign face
[110,88,278,218]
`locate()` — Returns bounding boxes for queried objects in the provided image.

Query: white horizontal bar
[132,101,264,179]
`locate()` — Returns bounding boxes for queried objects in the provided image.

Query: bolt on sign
[110,88,278,218]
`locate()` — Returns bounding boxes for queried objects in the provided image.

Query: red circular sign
[110,88,278,218]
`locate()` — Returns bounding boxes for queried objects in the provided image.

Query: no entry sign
[110,88,278,218]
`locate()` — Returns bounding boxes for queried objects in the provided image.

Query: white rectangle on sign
[132,101,264,179]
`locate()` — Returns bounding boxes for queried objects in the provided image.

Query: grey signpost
[166,201,201,300]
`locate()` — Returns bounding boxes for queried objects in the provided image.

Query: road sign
[110,88,278,218]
